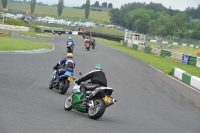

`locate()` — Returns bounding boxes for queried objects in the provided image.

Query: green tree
[2,0,7,8]
[85,0,90,19]
[81,4,86,8]
[109,9,123,25]
[102,2,107,8]
[30,0,36,13]
[148,20,161,35]
[172,13,188,36]
[126,8,151,33]
[190,23,200,39]
[108,3,113,8]
[57,0,64,16]
[94,1,99,7]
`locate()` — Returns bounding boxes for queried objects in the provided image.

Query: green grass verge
[167,46,199,57]
[149,42,198,57]
[7,3,110,24]
[96,38,200,77]
[86,27,125,36]
[13,31,52,40]
[0,36,52,50]
[33,22,79,31]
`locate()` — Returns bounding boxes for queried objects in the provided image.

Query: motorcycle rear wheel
[88,99,106,120]
[49,81,53,89]
[64,94,73,111]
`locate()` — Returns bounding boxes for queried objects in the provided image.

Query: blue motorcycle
[49,69,76,94]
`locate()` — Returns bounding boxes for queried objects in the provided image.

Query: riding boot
[76,86,87,104]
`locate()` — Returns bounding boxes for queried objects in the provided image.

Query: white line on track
[98,41,200,94]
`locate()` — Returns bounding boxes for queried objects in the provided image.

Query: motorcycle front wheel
[88,99,106,120]
[59,80,69,94]
[64,94,73,111]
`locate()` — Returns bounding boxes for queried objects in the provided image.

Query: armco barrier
[123,41,127,46]
[132,44,138,50]
[188,56,197,66]
[172,67,200,91]
[171,52,183,62]
[79,31,124,42]
[144,47,152,54]
[44,29,71,34]
[160,50,171,58]
[152,48,161,56]
[121,40,199,68]
[44,30,124,42]
[138,45,145,52]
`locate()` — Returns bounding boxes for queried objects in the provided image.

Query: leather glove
[75,80,81,85]
[53,66,57,70]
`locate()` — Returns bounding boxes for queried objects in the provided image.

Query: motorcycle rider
[67,36,75,50]
[52,30,55,36]
[53,53,75,83]
[84,36,90,48]
[75,64,107,103]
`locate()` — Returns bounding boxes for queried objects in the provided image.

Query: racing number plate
[68,77,74,82]
[104,95,111,103]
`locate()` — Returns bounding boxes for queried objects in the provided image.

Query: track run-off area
[0,34,200,133]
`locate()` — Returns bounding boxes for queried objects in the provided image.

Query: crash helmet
[66,53,74,58]
[95,64,103,70]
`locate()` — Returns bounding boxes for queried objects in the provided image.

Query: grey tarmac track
[0,34,200,133]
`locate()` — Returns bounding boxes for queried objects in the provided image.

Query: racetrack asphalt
[0,34,200,133]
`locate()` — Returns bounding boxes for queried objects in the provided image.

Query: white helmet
[69,36,72,39]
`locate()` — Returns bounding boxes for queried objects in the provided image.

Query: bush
[4,19,37,29]
[35,27,42,33]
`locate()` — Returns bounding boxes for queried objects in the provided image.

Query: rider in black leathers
[75,64,107,103]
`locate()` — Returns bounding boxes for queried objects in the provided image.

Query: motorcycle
[67,42,73,53]
[49,67,76,94]
[64,72,117,120]
[67,46,73,53]
[85,43,90,51]
[90,39,96,49]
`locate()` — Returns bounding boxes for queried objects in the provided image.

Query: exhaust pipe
[106,99,117,107]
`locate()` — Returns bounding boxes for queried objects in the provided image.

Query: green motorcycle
[64,72,116,120]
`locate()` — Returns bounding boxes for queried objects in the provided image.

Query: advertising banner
[196,57,200,68]
[182,54,189,65]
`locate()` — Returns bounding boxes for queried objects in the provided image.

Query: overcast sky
[37,0,199,11]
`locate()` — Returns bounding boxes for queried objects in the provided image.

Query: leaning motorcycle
[85,43,90,51]
[64,72,116,120]
[49,68,75,94]
[90,39,96,49]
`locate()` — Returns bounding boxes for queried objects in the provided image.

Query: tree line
[1,0,64,16]
[109,2,200,40]
[81,1,113,9]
